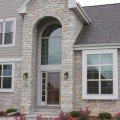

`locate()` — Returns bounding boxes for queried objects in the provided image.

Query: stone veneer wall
[74,50,120,115]
[0,61,22,112]
[21,0,83,113]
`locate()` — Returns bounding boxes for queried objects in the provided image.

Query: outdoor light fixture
[23,73,28,80]
[64,72,68,80]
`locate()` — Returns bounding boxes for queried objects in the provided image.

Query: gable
[18,0,90,24]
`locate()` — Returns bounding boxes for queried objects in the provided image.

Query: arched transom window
[41,24,62,65]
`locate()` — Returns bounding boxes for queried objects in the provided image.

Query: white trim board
[74,43,120,50]
[0,58,22,62]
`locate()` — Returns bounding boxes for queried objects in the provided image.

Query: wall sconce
[23,73,28,80]
[64,72,68,80]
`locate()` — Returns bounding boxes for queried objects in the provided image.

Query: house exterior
[0,0,120,116]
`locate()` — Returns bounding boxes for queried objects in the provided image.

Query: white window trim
[82,49,118,100]
[0,62,14,92]
[0,17,16,47]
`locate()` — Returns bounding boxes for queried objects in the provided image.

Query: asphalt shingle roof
[75,3,120,45]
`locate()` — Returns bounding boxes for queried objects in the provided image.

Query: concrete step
[27,115,58,119]
[29,107,61,119]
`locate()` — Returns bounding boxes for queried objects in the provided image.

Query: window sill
[0,89,14,93]
[0,44,15,47]
[82,94,118,100]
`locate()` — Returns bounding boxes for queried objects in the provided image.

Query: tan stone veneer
[74,50,120,115]
[0,62,22,112]
[21,0,83,113]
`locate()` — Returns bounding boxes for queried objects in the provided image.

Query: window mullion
[2,21,5,45]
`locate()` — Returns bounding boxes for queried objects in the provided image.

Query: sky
[75,0,120,6]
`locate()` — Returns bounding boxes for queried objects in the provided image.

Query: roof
[75,3,120,45]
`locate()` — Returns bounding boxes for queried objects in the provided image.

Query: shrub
[114,112,120,120]
[99,112,112,119]
[0,111,6,116]
[79,107,90,120]
[70,111,80,118]
[6,108,18,114]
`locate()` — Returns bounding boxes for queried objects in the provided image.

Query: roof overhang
[18,0,31,15]
[18,0,91,25]
[68,0,91,25]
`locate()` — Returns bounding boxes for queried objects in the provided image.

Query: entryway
[41,72,60,105]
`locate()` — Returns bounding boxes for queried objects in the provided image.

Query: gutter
[68,0,91,25]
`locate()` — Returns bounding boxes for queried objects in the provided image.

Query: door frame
[40,71,61,106]
[36,21,62,108]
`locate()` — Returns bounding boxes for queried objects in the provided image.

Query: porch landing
[29,106,61,119]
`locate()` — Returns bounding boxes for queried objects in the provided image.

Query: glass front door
[41,72,60,105]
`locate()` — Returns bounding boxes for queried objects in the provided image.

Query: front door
[41,72,60,105]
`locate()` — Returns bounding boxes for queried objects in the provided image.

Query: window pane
[42,24,62,37]
[0,77,1,88]
[42,73,46,78]
[87,54,99,65]
[3,77,12,88]
[101,66,113,79]
[0,22,3,44]
[3,65,12,76]
[4,21,13,44]
[42,96,45,101]
[101,81,113,94]
[0,65,2,76]
[87,66,99,79]
[100,54,113,64]
[41,38,62,65]
[87,81,99,94]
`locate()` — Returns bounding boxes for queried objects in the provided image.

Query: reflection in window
[4,21,13,44]
[0,22,3,44]
[41,24,62,65]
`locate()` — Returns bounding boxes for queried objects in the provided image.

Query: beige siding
[0,0,25,58]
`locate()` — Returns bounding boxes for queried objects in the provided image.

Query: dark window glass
[42,85,45,89]
[4,21,13,44]
[87,66,99,79]
[3,65,12,76]
[42,91,45,95]
[42,79,45,84]
[42,73,46,78]
[42,96,45,101]
[3,77,11,88]
[0,22,3,44]
[0,77,1,88]
[87,81,99,94]
[101,81,113,94]
[0,65,2,76]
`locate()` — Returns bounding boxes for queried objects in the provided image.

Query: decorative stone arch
[21,0,83,113]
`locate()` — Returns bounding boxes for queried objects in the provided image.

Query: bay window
[82,49,118,100]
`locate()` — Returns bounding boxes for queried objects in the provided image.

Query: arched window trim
[37,21,62,107]
[37,21,62,71]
